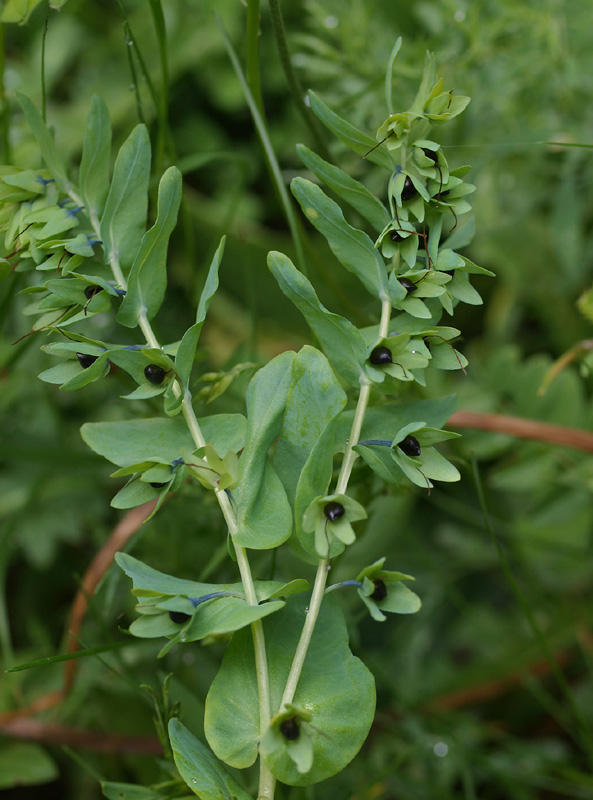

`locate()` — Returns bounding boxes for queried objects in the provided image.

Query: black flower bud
[397,435,421,457]
[144,364,166,384]
[401,176,418,201]
[369,346,393,365]
[398,278,417,294]
[422,148,438,163]
[280,717,300,741]
[324,501,345,522]
[370,579,387,602]
[84,285,103,300]
[168,611,191,624]
[76,352,99,369]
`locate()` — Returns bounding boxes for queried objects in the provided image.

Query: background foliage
[2,0,593,798]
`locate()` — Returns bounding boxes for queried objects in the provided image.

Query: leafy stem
[69,183,275,792]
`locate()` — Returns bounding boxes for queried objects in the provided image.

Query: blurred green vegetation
[1,0,593,798]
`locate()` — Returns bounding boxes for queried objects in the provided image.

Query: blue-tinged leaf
[117,166,182,326]
[204,596,375,785]
[292,177,389,300]
[81,414,247,467]
[296,145,389,232]
[268,251,366,387]
[169,720,254,800]
[308,91,393,170]
[100,125,151,274]
[79,95,112,222]
[275,345,346,507]
[16,94,69,193]
[234,352,295,549]
[176,237,225,388]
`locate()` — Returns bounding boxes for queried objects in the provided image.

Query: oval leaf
[204,596,375,785]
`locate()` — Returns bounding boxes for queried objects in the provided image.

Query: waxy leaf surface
[79,95,112,222]
[118,166,182,326]
[81,414,246,467]
[234,352,295,549]
[275,345,346,507]
[204,596,375,785]
[291,177,389,300]
[169,720,254,800]
[176,237,224,388]
[100,125,150,272]
[268,251,366,387]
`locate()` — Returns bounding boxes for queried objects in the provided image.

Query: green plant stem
[279,380,372,710]
[147,0,176,165]
[40,11,49,123]
[246,0,264,113]
[216,14,307,275]
[268,0,330,161]
[378,297,391,340]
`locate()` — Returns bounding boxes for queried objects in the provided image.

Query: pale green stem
[279,380,372,710]
[71,186,274,784]
[379,297,392,340]
[246,0,264,113]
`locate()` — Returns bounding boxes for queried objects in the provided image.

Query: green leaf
[296,145,389,232]
[176,237,225,388]
[291,177,389,300]
[129,597,284,643]
[0,742,58,789]
[16,94,69,192]
[8,641,128,672]
[275,345,346,507]
[184,597,284,640]
[268,251,366,387]
[169,720,254,800]
[234,352,295,549]
[117,552,227,598]
[111,477,162,510]
[308,91,393,170]
[81,414,246,467]
[354,444,403,484]
[117,166,182,326]
[204,596,375,785]
[102,783,161,800]
[79,95,112,221]
[385,37,403,113]
[1,0,45,23]
[117,552,302,603]
[100,125,151,273]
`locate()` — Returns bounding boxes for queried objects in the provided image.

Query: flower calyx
[365,334,428,386]
[260,704,314,775]
[186,443,239,491]
[389,422,461,489]
[302,493,367,558]
[356,558,421,621]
